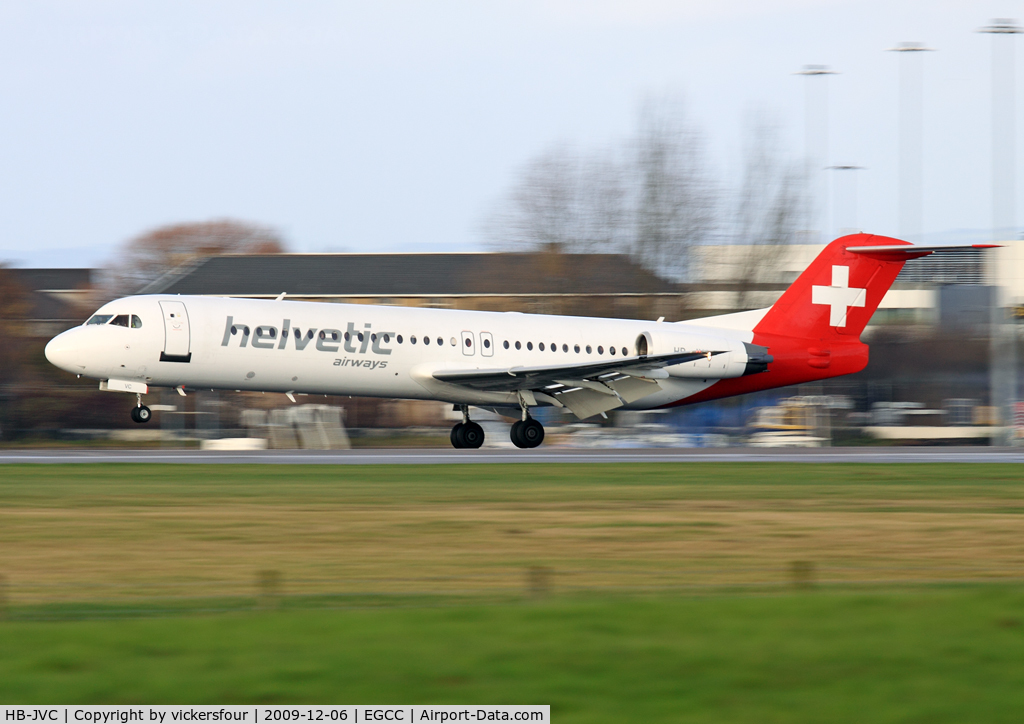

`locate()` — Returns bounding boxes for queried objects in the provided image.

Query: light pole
[978,19,1020,240]
[888,42,933,244]
[828,165,865,237]
[979,19,1021,446]
[796,65,837,244]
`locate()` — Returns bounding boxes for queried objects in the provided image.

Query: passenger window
[515,341,521,350]
[503,340,509,349]
[86,314,113,325]
[586,345,592,354]
[539,343,545,351]
[610,346,616,355]
[598,346,604,354]
[131,315,142,328]
[562,344,568,352]
[438,337,443,346]
[622,347,628,356]
[110,314,130,327]
[574,344,580,353]
[527,342,533,350]
[424,336,430,345]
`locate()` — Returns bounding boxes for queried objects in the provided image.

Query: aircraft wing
[433,350,727,420]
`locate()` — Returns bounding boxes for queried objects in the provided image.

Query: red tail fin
[754,233,910,341]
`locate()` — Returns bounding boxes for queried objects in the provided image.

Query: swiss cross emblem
[812,265,866,327]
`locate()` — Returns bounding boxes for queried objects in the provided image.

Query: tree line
[482,96,809,284]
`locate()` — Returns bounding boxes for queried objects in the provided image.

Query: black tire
[520,418,544,448]
[510,420,528,449]
[136,405,152,424]
[130,407,140,423]
[462,421,484,449]
[450,423,465,448]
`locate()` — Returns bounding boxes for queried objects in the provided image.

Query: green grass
[2,462,1023,507]
[1,588,1023,721]
[1,462,1023,716]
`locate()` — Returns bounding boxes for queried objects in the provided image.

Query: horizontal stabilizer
[847,243,999,260]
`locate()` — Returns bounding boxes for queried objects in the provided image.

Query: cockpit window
[131,315,143,328]
[86,314,113,325]
[110,314,130,327]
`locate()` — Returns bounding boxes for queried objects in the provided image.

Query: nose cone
[45,329,83,373]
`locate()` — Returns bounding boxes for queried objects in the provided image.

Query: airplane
[44,233,996,449]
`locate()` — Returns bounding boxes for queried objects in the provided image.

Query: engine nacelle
[635,329,772,380]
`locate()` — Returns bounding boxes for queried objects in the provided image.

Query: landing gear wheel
[520,418,544,448]
[132,405,152,424]
[511,419,543,449]
[450,422,465,448]
[510,420,526,448]
[460,421,484,449]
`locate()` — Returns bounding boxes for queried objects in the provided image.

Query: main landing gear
[449,403,546,450]
[130,393,152,424]
[510,416,544,449]
[450,405,484,449]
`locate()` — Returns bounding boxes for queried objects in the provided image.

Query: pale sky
[1,0,1021,268]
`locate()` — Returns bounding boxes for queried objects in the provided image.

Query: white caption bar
[1,707,549,724]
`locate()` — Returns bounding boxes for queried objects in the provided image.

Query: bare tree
[484,97,717,281]
[103,220,287,297]
[629,98,717,280]
[731,116,808,308]
[483,144,629,256]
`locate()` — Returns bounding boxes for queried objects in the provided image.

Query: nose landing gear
[130,393,152,424]
[450,405,484,448]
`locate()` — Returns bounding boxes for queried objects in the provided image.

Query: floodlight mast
[828,166,865,236]
[978,19,1021,241]
[888,42,933,245]
[978,19,1021,448]
[795,65,838,244]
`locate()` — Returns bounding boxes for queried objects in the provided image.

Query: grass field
[1,462,1023,718]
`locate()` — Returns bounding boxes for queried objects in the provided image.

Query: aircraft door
[460,330,476,356]
[159,300,192,362]
[480,331,494,357]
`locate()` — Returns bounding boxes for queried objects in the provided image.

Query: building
[2,268,95,336]
[138,242,1024,328]
[140,251,688,320]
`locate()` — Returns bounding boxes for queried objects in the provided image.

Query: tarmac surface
[2,447,1024,464]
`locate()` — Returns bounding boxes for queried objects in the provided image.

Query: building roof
[8,268,91,292]
[140,252,678,297]
[1,268,95,332]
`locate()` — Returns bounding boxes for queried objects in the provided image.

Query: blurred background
[1,0,1023,448]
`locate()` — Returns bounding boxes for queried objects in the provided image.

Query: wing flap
[556,388,625,419]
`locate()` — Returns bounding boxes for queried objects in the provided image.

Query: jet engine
[635,330,772,379]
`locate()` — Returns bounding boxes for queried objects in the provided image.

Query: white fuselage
[45,295,760,412]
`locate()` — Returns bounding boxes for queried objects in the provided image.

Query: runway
[2,447,1024,464]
